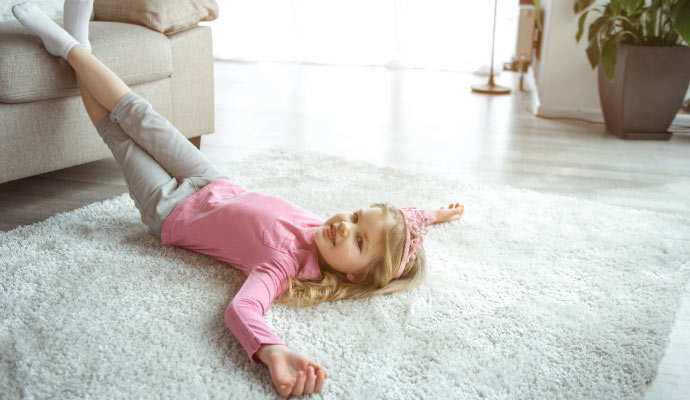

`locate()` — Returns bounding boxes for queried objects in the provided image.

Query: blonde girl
[12,1,464,397]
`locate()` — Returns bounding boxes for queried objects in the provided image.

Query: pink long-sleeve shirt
[160,179,324,364]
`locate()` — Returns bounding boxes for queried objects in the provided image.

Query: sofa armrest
[169,26,215,138]
[93,0,219,35]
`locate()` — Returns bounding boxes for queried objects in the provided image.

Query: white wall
[532,0,601,120]
[203,0,519,73]
[530,0,690,125]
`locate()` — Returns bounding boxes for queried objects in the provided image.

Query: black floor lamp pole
[471,0,511,94]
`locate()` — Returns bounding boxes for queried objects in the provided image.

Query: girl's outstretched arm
[429,203,464,224]
[225,267,328,397]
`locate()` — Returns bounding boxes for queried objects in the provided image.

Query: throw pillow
[93,0,218,35]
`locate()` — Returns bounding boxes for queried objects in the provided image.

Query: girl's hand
[429,203,464,224]
[258,344,328,397]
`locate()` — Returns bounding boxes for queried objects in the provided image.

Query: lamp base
[471,82,511,95]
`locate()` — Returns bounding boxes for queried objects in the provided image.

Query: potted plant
[574,0,690,140]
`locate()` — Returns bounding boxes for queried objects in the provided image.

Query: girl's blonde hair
[275,203,427,307]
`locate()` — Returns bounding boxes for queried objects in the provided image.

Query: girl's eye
[353,212,362,250]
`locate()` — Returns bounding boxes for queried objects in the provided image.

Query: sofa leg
[188,136,201,150]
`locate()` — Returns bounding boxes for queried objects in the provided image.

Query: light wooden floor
[1,61,689,398]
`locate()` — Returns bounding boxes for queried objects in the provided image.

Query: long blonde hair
[274,203,427,307]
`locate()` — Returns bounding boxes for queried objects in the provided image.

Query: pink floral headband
[394,207,435,279]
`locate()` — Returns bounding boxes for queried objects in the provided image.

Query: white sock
[63,0,92,52]
[12,2,78,59]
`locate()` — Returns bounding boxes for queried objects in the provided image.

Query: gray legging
[95,91,227,237]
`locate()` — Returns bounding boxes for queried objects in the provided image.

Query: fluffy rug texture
[2,149,689,399]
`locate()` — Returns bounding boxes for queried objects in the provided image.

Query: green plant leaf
[646,6,656,41]
[574,0,596,14]
[586,38,600,70]
[622,0,641,14]
[588,15,609,42]
[577,11,590,42]
[603,2,612,18]
[575,0,687,74]
[666,30,681,46]
[618,29,639,44]
[601,36,619,81]
[670,0,690,44]
[613,15,633,27]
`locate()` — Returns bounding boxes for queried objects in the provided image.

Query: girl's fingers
[308,362,327,378]
[315,369,326,392]
[277,383,292,397]
[304,367,316,393]
[291,370,306,396]
[276,378,294,398]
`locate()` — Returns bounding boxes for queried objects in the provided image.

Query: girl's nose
[340,222,349,238]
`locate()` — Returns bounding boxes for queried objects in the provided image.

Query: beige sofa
[0,0,219,184]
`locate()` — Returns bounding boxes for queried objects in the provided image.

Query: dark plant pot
[598,44,690,140]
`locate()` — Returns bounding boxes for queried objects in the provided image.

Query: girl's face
[315,207,391,283]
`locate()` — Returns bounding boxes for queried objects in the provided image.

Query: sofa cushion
[0,21,173,104]
[94,0,218,35]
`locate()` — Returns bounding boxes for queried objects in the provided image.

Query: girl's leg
[14,1,221,183]
[66,45,129,112]
[95,114,199,236]
[65,46,225,184]
[75,74,200,236]
[76,77,108,126]
[13,2,217,235]
[69,50,226,235]
[74,69,192,235]
[71,57,223,236]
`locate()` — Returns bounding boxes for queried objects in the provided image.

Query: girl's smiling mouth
[327,224,336,245]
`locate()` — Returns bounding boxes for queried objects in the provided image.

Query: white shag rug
[2,149,689,400]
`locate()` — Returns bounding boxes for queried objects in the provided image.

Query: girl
[12,1,464,397]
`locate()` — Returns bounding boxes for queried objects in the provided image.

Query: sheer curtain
[204,0,519,73]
